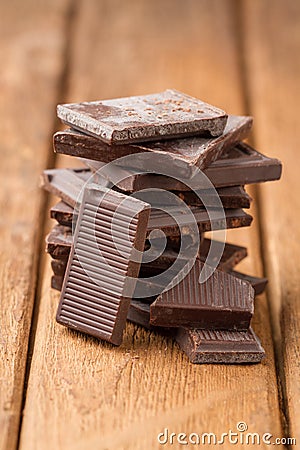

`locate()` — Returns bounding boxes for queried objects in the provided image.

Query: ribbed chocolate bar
[54,115,251,172]
[85,143,282,191]
[57,89,228,144]
[230,271,268,296]
[150,260,254,330]
[56,184,150,345]
[175,327,265,364]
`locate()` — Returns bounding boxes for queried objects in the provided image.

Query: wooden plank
[0,1,72,450]
[240,0,300,442]
[19,1,284,449]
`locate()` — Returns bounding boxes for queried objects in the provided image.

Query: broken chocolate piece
[175,327,265,364]
[46,225,72,259]
[57,89,228,144]
[56,184,150,345]
[84,142,282,191]
[54,115,251,172]
[150,260,254,330]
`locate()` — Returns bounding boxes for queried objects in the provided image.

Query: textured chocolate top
[150,260,254,330]
[54,115,251,171]
[56,184,150,345]
[57,89,227,144]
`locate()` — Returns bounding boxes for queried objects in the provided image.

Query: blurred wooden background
[0,1,299,449]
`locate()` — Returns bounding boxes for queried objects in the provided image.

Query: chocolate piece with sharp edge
[50,201,74,227]
[56,184,150,345]
[57,89,228,144]
[41,168,110,207]
[54,115,251,173]
[175,327,265,364]
[50,200,252,237]
[45,168,251,211]
[127,300,265,364]
[150,260,254,330]
[84,142,282,191]
[46,225,72,259]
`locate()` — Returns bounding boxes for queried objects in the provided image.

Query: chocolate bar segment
[56,184,150,345]
[175,327,265,364]
[150,260,254,330]
[85,143,282,191]
[50,199,252,236]
[230,271,268,296]
[54,115,251,172]
[57,89,228,144]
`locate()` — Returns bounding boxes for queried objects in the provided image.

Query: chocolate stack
[42,90,282,364]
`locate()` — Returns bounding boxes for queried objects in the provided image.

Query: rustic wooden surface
[1,1,299,449]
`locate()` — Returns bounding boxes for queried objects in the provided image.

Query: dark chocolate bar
[56,184,150,345]
[127,300,264,364]
[44,168,251,211]
[49,199,252,238]
[51,259,67,276]
[54,115,251,172]
[85,142,282,191]
[57,89,228,144]
[150,260,254,330]
[175,327,265,364]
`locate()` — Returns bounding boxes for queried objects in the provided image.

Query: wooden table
[1,1,299,449]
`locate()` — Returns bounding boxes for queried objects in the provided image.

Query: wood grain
[0,1,72,450]
[19,1,284,449]
[241,0,300,441]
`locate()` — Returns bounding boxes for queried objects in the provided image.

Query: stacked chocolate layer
[42,90,282,363]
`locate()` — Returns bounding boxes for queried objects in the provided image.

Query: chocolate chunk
[51,259,67,276]
[44,168,251,211]
[57,89,228,144]
[56,184,150,345]
[54,115,251,172]
[84,142,282,191]
[50,199,252,238]
[150,260,254,330]
[175,327,265,364]
[127,300,264,364]
[50,201,74,227]
[46,225,72,259]
[41,168,110,208]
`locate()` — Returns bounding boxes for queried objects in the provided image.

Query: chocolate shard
[56,184,150,345]
[84,142,282,191]
[57,89,228,145]
[150,260,254,330]
[175,327,265,364]
[54,115,251,173]
[230,271,268,296]
[46,225,72,259]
